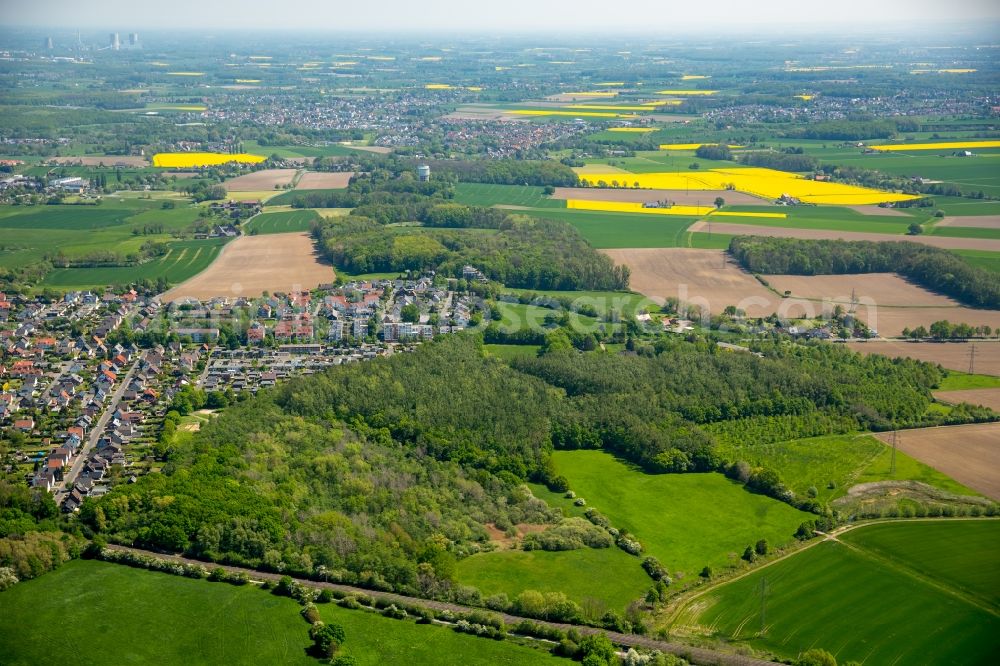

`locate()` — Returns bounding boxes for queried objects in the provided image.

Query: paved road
[105,544,780,666]
[57,351,146,502]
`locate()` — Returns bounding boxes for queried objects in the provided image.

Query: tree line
[729,236,1000,309]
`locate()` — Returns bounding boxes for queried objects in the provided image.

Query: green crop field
[687,231,735,249]
[521,208,696,248]
[928,197,1000,217]
[0,200,202,271]
[841,520,1000,608]
[953,250,1000,273]
[245,209,321,234]
[674,520,1000,664]
[39,237,229,289]
[455,546,651,613]
[545,450,811,577]
[453,183,566,208]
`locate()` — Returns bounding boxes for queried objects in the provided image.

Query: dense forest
[315,214,629,290]
[729,236,1000,309]
[73,333,980,600]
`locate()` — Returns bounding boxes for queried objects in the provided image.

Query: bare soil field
[551,187,767,206]
[766,273,958,307]
[846,205,910,217]
[874,423,1000,500]
[223,168,297,191]
[933,388,1000,412]
[573,164,632,175]
[601,248,776,316]
[48,156,149,167]
[862,308,1000,338]
[687,220,1000,252]
[847,341,1000,376]
[445,106,511,121]
[347,145,392,154]
[295,171,354,189]
[160,232,333,301]
[935,215,1000,229]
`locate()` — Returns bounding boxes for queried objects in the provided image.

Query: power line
[969,344,976,375]
[890,430,897,475]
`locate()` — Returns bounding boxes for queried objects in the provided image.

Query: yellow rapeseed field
[425,84,454,89]
[509,110,638,118]
[566,200,787,219]
[911,68,977,74]
[576,167,921,205]
[870,141,1000,152]
[794,94,815,101]
[656,90,718,95]
[152,153,266,168]
[235,79,261,83]
[681,75,710,80]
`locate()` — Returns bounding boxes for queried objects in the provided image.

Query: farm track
[103,545,781,666]
[664,517,1000,631]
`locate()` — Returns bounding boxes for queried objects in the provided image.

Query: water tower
[417,165,431,182]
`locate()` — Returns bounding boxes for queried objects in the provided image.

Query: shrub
[317,589,335,603]
[383,604,408,620]
[301,603,321,624]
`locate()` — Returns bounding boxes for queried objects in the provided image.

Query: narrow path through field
[665,517,1000,630]
[104,545,782,666]
[817,529,999,616]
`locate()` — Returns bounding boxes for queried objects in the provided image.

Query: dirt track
[874,423,1000,500]
[687,220,1000,252]
[847,341,1000,376]
[160,233,333,301]
[552,187,767,206]
[105,544,782,666]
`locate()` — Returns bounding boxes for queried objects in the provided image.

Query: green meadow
[0,560,561,666]
[546,450,811,577]
[455,546,651,613]
[453,183,566,208]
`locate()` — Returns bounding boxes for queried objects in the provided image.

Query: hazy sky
[5,0,1000,32]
